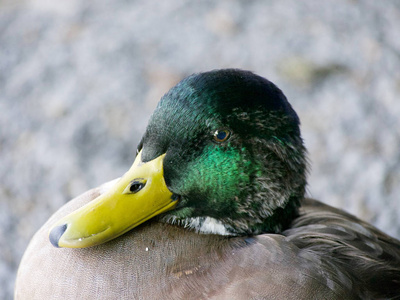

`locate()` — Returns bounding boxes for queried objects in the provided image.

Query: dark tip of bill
[49,224,67,248]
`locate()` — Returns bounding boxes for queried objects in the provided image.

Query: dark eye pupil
[217,131,227,140]
[214,129,230,142]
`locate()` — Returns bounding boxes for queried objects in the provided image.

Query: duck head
[49,69,308,248]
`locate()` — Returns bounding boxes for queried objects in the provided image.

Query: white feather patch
[186,217,233,236]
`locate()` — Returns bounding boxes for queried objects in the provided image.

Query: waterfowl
[15,69,400,299]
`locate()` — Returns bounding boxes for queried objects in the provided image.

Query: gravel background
[2,1,400,299]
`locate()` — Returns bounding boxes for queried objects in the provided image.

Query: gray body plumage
[15,182,400,299]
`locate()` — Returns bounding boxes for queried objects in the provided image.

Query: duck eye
[213,129,231,143]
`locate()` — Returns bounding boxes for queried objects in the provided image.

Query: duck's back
[15,183,400,299]
[285,198,400,299]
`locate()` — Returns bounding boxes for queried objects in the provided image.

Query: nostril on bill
[129,180,146,193]
[49,224,68,248]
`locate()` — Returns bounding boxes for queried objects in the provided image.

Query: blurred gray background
[1,0,400,299]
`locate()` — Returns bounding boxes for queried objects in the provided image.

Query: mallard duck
[15,69,400,299]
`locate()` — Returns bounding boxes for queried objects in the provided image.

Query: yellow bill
[49,151,177,248]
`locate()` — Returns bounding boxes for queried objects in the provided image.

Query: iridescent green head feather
[140,69,308,235]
